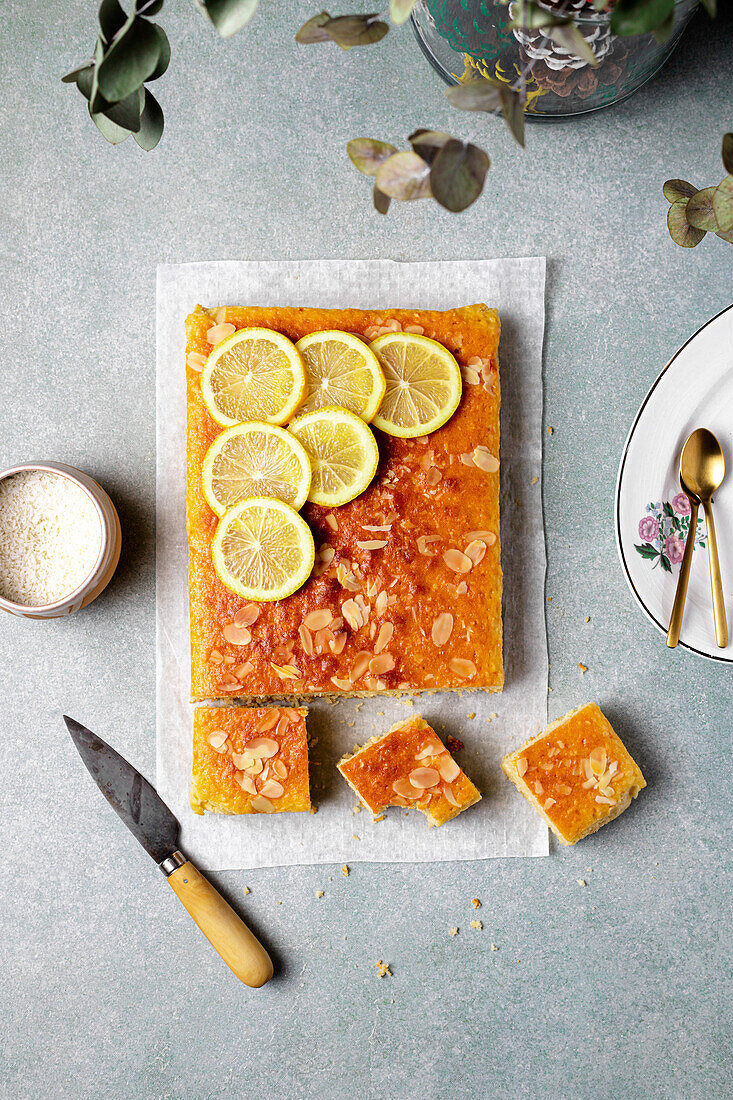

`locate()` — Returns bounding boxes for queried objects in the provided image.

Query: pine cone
[522,40,629,99]
[509,0,613,71]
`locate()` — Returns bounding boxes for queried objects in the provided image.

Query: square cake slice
[190,706,310,816]
[337,715,481,827]
[186,304,502,702]
[502,703,646,845]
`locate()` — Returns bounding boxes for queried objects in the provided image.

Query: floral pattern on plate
[634,494,706,572]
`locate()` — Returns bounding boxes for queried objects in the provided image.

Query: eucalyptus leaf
[62,61,94,85]
[134,87,164,148]
[667,202,705,248]
[90,105,131,144]
[75,66,95,100]
[662,179,697,203]
[715,226,733,244]
[686,186,718,231]
[348,138,397,176]
[507,1,570,30]
[295,12,333,43]
[204,0,259,38]
[610,0,673,36]
[712,175,733,234]
[97,16,162,102]
[375,151,432,201]
[149,25,170,79]
[547,24,599,67]
[408,129,451,164]
[99,0,128,43]
[90,36,107,113]
[446,81,503,113]
[430,139,489,213]
[321,14,389,48]
[373,185,391,214]
[390,0,417,24]
[101,85,144,131]
[722,133,733,176]
[501,85,525,147]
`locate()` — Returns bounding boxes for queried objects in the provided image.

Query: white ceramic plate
[616,303,733,663]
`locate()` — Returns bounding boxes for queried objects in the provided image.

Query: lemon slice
[288,406,380,507]
[202,422,312,517]
[295,330,386,421]
[369,332,462,438]
[212,497,315,601]
[201,328,307,427]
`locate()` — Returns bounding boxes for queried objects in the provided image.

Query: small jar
[0,462,122,619]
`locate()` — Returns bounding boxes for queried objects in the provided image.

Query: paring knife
[64,716,273,988]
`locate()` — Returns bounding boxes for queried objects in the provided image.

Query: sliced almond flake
[449,657,476,680]
[425,467,442,487]
[234,604,260,628]
[237,773,258,795]
[361,524,392,532]
[417,534,440,556]
[516,757,528,777]
[260,779,284,800]
[355,594,371,615]
[454,581,468,596]
[374,622,394,654]
[186,351,207,372]
[595,795,615,805]
[589,747,607,775]
[443,549,472,574]
[245,758,264,776]
[220,673,239,688]
[443,784,460,807]
[342,599,362,631]
[246,737,279,759]
[409,767,440,789]
[465,530,496,545]
[556,783,572,795]
[393,778,421,800]
[369,652,395,676]
[582,777,597,790]
[208,649,224,666]
[299,624,314,656]
[223,623,251,646]
[462,367,480,386]
[598,785,614,798]
[349,652,371,682]
[206,322,236,345]
[255,711,279,732]
[438,756,460,783]
[582,758,594,781]
[404,324,424,334]
[304,609,333,631]
[473,446,500,473]
[223,655,235,665]
[271,662,301,680]
[460,452,476,466]
[543,797,556,810]
[232,661,253,678]
[375,591,388,615]
[467,356,482,368]
[231,751,252,770]
[208,731,227,750]
[464,540,486,566]
[251,795,275,814]
[431,612,454,647]
[331,675,352,691]
[275,716,290,738]
[330,632,347,655]
[324,514,338,532]
[357,540,388,551]
[273,759,288,779]
[607,761,618,777]
[214,307,227,325]
[533,781,544,795]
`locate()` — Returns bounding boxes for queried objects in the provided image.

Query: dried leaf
[321,14,389,48]
[430,139,489,213]
[712,175,733,234]
[446,81,503,113]
[96,16,163,101]
[610,0,674,36]
[715,226,733,243]
[408,129,452,164]
[347,138,397,176]
[722,133,733,176]
[134,86,164,149]
[204,0,259,38]
[547,24,600,67]
[507,0,570,30]
[295,11,332,42]
[662,179,697,203]
[390,0,417,23]
[373,185,391,214]
[500,85,525,147]
[666,202,705,248]
[375,151,431,201]
[686,186,718,231]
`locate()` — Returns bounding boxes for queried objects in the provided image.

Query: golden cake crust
[187,304,502,702]
[337,714,481,826]
[190,705,310,815]
[501,703,646,845]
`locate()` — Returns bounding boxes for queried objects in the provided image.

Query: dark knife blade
[64,715,180,866]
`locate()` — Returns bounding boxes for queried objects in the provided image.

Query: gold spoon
[667,428,728,649]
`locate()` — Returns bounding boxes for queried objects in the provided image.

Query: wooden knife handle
[167,861,273,987]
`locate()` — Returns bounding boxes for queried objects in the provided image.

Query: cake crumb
[376,960,393,978]
[530,476,538,485]
[309,805,318,814]
[352,804,362,814]
[446,736,464,753]
[470,920,483,930]
[467,712,476,720]
[472,898,481,909]
[584,616,590,623]
[342,864,350,877]
[547,596,552,602]
[578,663,588,674]
[352,834,360,840]
[448,927,459,937]
[373,813,386,822]
[547,426,554,434]
[316,890,324,898]
[577,878,587,887]
[242,886,250,895]
[490,943,499,952]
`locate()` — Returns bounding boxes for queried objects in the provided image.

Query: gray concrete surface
[0,2,731,1097]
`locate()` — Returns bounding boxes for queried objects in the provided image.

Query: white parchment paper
[156,258,548,869]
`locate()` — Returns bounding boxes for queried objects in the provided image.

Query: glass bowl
[411,0,699,118]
